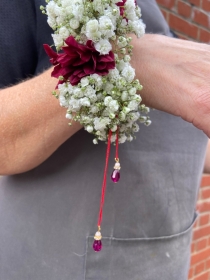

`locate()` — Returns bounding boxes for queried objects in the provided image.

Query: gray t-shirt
[0,1,207,279]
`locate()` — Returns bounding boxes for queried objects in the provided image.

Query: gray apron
[0,1,207,279]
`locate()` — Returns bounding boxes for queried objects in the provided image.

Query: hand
[132,34,210,137]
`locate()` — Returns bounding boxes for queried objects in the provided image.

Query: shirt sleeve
[35,0,53,75]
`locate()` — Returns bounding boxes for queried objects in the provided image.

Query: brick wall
[156,0,210,42]
[189,175,210,280]
[154,1,210,278]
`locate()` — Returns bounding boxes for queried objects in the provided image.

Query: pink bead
[93,240,102,252]
[111,169,120,183]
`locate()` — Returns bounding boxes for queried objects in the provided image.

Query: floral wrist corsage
[41,0,151,252]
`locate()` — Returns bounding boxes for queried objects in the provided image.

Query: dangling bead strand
[93,130,112,252]
[93,226,102,252]
[111,127,121,183]
[111,158,121,183]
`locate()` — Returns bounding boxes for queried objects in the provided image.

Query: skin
[0,34,210,175]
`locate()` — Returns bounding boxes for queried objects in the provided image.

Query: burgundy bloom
[43,36,115,87]
[116,0,127,17]
[116,0,137,19]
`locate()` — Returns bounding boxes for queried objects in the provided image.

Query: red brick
[206,258,210,269]
[156,0,175,9]
[202,188,210,199]
[202,0,210,12]
[169,14,198,39]
[195,261,205,275]
[192,8,210,29]
[193,225,210,240]
[200,175,210,187]
[194,219,199,228]
[199,214,210,226]
[197,238,208,251]
[177,1,192,18]
[199,29,210,43]
[191,248,210,265]
[191,241,196,253]
[193,271,210,280]
[188,267,194,279]
[160,8,168,21]
[197,201,210,213]
[188,0,201,6]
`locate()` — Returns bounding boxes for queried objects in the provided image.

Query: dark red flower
[116,0,127,17]
[44,36,115,87]
[116,0,137,19]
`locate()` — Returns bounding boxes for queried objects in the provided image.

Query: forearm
[0,68,82,175]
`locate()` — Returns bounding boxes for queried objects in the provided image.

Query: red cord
[98,130,112,227]
[115,127,119,160]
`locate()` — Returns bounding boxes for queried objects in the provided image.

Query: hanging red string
[115,126,119,160]
[98,129,112,227]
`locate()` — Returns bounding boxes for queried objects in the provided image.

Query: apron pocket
[84,212,197,280]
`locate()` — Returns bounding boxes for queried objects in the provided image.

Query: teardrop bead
[111,169,120,183]
[93,240,102,252]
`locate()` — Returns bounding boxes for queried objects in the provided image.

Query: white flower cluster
[42,0,151,144]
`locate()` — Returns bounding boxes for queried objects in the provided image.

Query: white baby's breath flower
[86,19,101,41]
[92,0,106,14]
[119,135,127,144]
[86,125,94,133]
[81,77,89,87]
[119,111,126,121]
[108,100,119,112]
[129,87,137,95]
[66,113,72,119]
[128,100,139,111]
[111,125,118,132]
[80,97,91,107]
[70,18,80,29]
[117,36,127,48]
[117,59,126,72]
[47,17,56,29]
[121,91,128,101]
[90,105,100,114]
[91,74,103,89]
[145,119,152,126]
[61,0,72,8]
[103,82,114,92]
[132,123,140,132]
[70,98,81,110]
[59,95,69,107]
[94,117,111,131]
[128,19,145,38]
[104,96,113,106]
[46,1,56,16]
[59,26,70,39]
[73,87,84,98]
[129,112,140,121]
[72,1,84,21]
[52,34,63,48]
[99,16,115,38]
[108,68,120,81]
[127,135,133,142]
[124,55,131,62]
[95,39,112,55]
[121,65,135,83]
[93,138,98,144]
